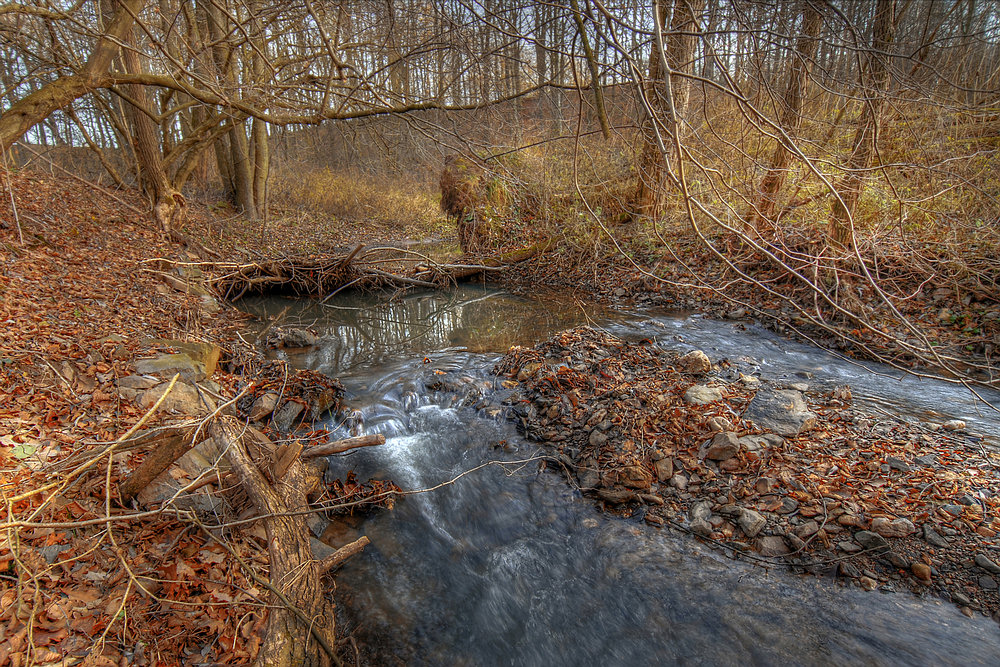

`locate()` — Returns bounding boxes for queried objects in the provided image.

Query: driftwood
[302,433,385,458]
[213,416,340,667]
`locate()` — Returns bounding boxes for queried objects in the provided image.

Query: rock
[597,488,637,504]
[116,375,159,390]
[839,562,861,578]
[911,563,932,582]
[979,576,998,591]
[755,535,790,557]
[589,430,608,448]
[738,374,760,388]
[975,554,1000,575]
[794,520,820,539]
[249,392,280,421]
[683,384,722,405]
[838,540,863,554]
[268,327,320,349]
[706,417,732,432]
[39,544,70,564]
[272,400,306,432]
[145,340,222,376]
[837,514,866,528]
[738,435,768,453]
[620,465,653,490]
[678,350,711,374]
[787,382,809,392]
[670,474,688,491]
[785,532,806,552]
[689,518,713,537]
[859,576,878,591]
[199,295,221,314]
[743,389,816,437]
[139,382,215,415]
[309,537,336,561]
[854,531,890,554]
[719,457,742,472]
[871,517,916,538]
[941,419,966,431]
[886,553,910,569]
[689,501,713,522]
[886,456,912,472]
[738,509,767,538]
[702,432,740,461]
[654,457,674,482]
[135,353,208,382]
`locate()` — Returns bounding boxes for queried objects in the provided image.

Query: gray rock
[923,525,950,548]
[268,327,319,349]
[589,430,608,447]
[139,382,215,415]
[683,384,723,405]
[689,501,713,522]
[886,553,910,569]
[839,562,861,578]
[854,531,890,554]
[871,517,916,538]
[670,474,688,491]
[756,535,790,557]
[39,544,70,564]
[838,540,863,554]
[794,520,820,539]
[310,537,336,561]
[738,435,768,453]
[743,389,817,437]
[738,509,767,538]
[979,575,998,591]
[689,518,713,537]
[678,350,711,374]
[702,432,740,461]
[135,353,208,382]
[785,532,807,552]
[975,553,1000,575]
[887,457,912,472]
[272,400,306,432]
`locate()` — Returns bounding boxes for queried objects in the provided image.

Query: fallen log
[302,433,386,458]
[415,238,553,282]
[213,416,340,667]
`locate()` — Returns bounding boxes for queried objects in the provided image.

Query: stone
[886,457,912,472]
[743,389,817,437]
[719,457,742,472]
[738,435,768,453]
[979,576,998,591]
[670,474,688,491]
[135,353,208,382]
[678,350,711,374]
[39,544,70,564]
[706,417,732,432]
[838,540,863,554]
[597,488,637,504]
[738,509,767,538]
[683,384,722,405]
[794,520,820,539]
[654,457,674,482]
[839,562,861,578]
[702,431,740,461]
[589,430,608,448]
[941,419,966,431]
[199,295,221,314]
[146,340,222,376]
[756,535,790,557]
[974,553,1000,575]
[268,327,319,349]
[249,392,280,422]
[911,563,932,582]
[116,375,159,390]
[785,532,807,552]
[837,514,866,528]
[620,465,653,490]
[886,553,910,569]
[871,517,916,538]
[690,501,713,522]
[139,382,215,415]
[689,518,713,537]
[854,531,890,554]
[272,400,306,432]
[859,576,878,591]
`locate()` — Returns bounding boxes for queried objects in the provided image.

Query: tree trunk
[228,119,258,218]
[632,0,704,222]
[121,27,186,233]
[751,0,823,233]
[829,0,896,248]
[0,0,145,152]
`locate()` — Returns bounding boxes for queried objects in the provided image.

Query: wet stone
[743,388,817,437]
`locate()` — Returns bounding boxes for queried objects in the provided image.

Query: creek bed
[239,286,1000,666]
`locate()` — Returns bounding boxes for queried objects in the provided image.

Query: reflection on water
[238,286,612,375]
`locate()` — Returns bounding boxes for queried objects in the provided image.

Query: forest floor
[2,168,999,666]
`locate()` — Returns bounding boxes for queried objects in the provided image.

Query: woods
[1,0,999,664]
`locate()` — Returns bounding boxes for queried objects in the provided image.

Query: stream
[239,286,1000,666]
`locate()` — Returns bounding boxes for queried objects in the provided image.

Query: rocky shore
[492,327,1000,621]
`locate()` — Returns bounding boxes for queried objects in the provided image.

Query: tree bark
[213,417,339,667]
[829,0,896,248]
[0,0,145,152]
[751,0,823,233]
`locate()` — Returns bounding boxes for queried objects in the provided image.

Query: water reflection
[238,286,610,375]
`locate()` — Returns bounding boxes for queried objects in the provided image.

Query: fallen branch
[319,536,370,574]
[302,434,386,458]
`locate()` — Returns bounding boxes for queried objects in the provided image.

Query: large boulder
[743,388,816,437]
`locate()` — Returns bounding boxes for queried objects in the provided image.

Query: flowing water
[239,287,1000,666]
